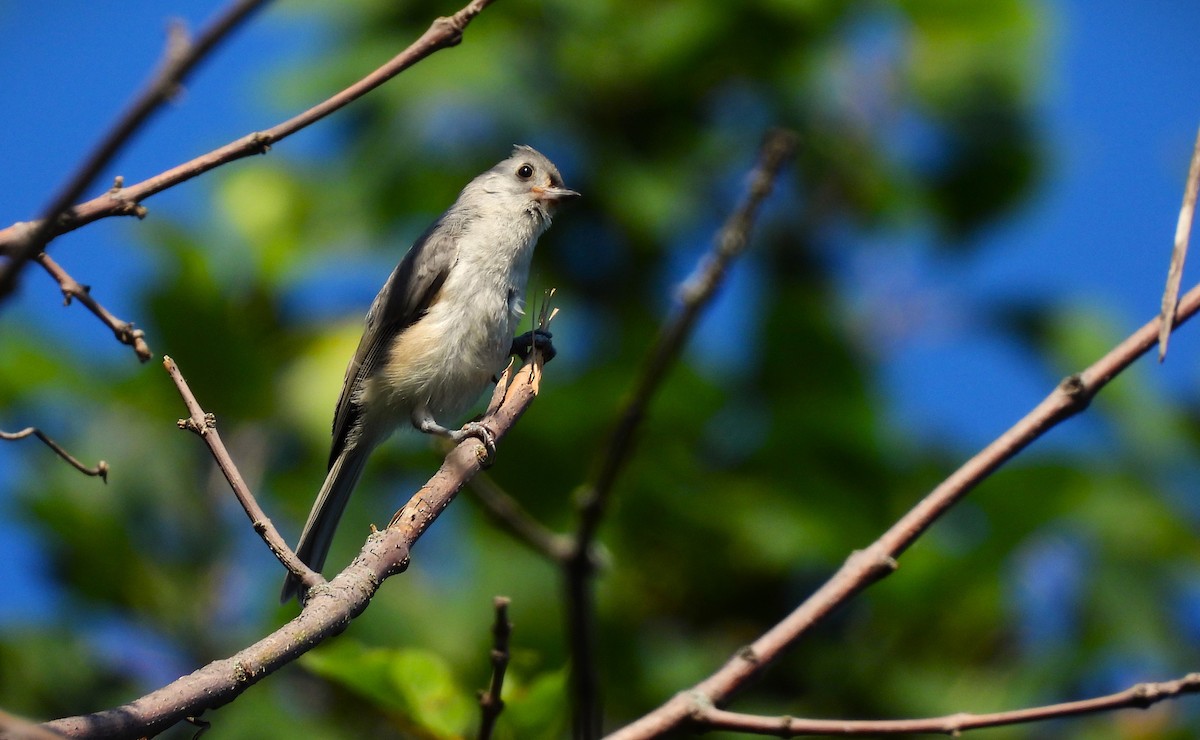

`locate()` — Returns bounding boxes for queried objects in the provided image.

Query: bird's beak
[532,185,581,203]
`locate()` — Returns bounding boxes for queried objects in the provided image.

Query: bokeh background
[3,1,1200,737]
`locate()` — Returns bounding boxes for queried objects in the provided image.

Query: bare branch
[0,0,499,290]
[43,355,545,739]
[567,129,796,738]
[0,0,271,300]
[162,355,321,592]
[37,251,152,362]
[606,277,1200,738]
[692,672,1200,736]
[0,426,108,481]
[478,596,513,740]
[1159,124,1200,361]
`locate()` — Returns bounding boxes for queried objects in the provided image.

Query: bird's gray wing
[327,218,460,465]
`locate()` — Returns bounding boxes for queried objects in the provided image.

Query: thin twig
[0,426,108,481]
[1159,124,1200,361]
[478,596,513,740]
[606,277,1200,739]
[37,251,152,362]
[694,672,1200,736]
[572,129,797,550]
[0,0,270,299]
[0,424,108,482]
[0,0,498,282]
[566,129,797,738]
[42,357,546,739]
[162,355,321,591]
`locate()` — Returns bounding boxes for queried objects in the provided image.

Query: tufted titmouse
[281,145,578,602]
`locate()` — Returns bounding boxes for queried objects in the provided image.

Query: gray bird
[281,145,578,602]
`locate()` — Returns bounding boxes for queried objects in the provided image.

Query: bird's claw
[452,421,496,466]
[511,328,556,364]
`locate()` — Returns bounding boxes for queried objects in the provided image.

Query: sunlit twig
[1159,124,1200,361]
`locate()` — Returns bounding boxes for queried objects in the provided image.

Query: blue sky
[2,1,1200,629]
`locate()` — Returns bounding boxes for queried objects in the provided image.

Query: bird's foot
[511,328,556,364]
[450,421,496,466]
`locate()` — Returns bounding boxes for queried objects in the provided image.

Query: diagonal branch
[1159,124,1200,361]
[0,0,499,290]
[565,129,796,738]
[0,426,108,481]
[571,129,797,550]
[37,252,152,362]
[0,0,271,300]
[606,277,1200,739]
[694,672,1200,736]
[163,355,320,591]
[43,355,545,739]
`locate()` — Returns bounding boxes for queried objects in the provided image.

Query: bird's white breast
[377,214,542,425]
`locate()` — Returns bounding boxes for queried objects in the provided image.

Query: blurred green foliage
[3,0,1200,738]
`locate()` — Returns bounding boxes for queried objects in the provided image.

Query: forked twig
[0,0,498,286]
[37,251,152,362]
[607,276,1200,738]
[163,355,321,591]
[568,130,797,737]
[44,355,546,738]
[0,0,271,299]
[694,672,1200,737]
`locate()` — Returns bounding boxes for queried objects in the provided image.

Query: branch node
[247,131,273,155]
[232,660,251,684]
[177,413,216,435]
[1058,373,1090,407]
[684,690,715,719]
[431,16,465,47]
[106,178,149,218]
[736,645,761,666]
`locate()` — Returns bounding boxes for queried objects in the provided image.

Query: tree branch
[36,251,152,362]
[0,0,270,300]
[163,355,321,591]
[0,0,499,290]
[478,596,513,740]
[606,277,1200,739]
[43,355,544,739]
[566,129,797,738]
[0,426,108,481]
[691,672,1200,736]
[1159,124,1200,360]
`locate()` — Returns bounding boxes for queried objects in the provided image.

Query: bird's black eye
[516,164,534,180]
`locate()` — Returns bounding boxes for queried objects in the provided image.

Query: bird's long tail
[280,444,371,603]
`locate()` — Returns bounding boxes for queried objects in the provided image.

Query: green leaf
[303,641,474,737]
